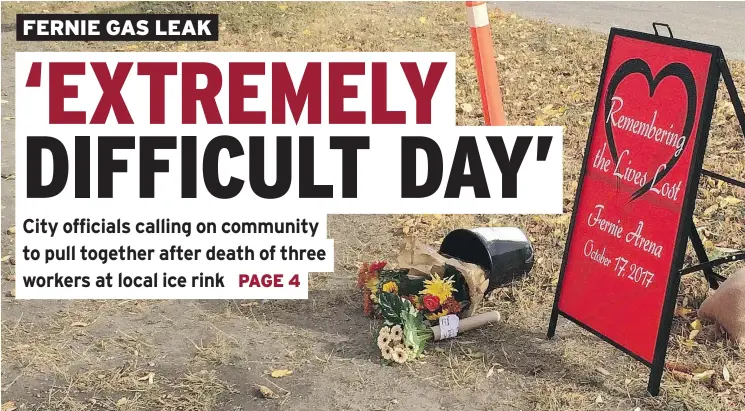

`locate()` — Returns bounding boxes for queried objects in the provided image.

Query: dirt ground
[2,2,745,411]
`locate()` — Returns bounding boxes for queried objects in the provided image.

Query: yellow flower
[425,309,449,321]
[382,281,398,294]
[420,274,457,303]
[365,278,378,292]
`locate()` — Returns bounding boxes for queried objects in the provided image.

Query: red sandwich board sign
[548,25,745,396]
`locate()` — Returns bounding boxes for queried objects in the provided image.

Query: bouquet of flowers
[357,238,501,364]
[357,261,469,321]
[357,236,510,364]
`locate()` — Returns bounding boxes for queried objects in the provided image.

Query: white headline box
[15,51,563,299]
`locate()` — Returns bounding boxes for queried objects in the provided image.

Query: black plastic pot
[439,227,534,293]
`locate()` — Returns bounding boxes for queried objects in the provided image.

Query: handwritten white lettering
[606,96,687,157]
[592,143,612,172]
[649,164,682,201]
[587,204,623,239]
[625,221,663,258]
[584,240,611,266]
[612,149,648,187]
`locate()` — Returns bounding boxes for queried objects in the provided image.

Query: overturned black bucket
[439,227,534,293]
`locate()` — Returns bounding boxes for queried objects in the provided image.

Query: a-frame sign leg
[717,55,745,137]
[688,222,719,289]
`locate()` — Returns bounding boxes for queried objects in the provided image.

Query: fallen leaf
[0,256,8,262]
[723,365,731,382]
[461,103,474,114]
[721,196,742,206]
[690,319,703,331]
[680,338,698,349]
[71,321,88,327]
[116,397,128,407]
[693,370,715,381]
[256,384,279,399]
[595,366,611,376]
[703,204,719,216]
[675,306,693,317]
[3,116,14,121]
[688,329,700,340]
[419,16,427,24]
[270,369,293,378]
[6,226,15,235]
[595,394,603,404]
[486,366,494,378]
[2,401,17,411]
[277,4,288,11]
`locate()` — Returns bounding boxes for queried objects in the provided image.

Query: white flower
[379,326,390,338]
[377,333,391,349]
[390,325,403,342]
[392,346,408,364]
[381,345,393,360]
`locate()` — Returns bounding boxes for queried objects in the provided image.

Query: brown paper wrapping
[431,311,502,340]
[396,236,490,317]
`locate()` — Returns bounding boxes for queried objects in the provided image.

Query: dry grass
[1,1,745,410]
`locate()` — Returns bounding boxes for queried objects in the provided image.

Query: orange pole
[465,1,506,126]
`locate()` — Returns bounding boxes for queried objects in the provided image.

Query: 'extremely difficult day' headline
[17,52,562,212]
[15,44,562,300]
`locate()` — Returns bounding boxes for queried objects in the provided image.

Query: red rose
[422,294,440,312]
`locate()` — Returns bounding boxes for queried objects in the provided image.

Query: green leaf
[402,312,433,357]
[378,291,405,325]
